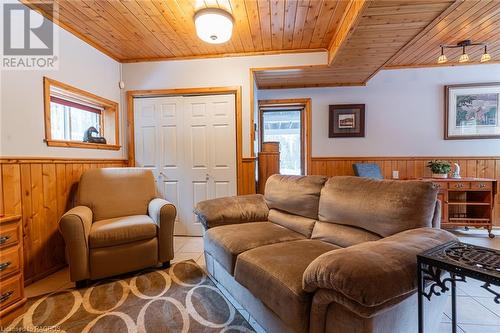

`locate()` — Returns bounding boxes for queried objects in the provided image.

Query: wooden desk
[421,178,497,238]
[0,215,26,325]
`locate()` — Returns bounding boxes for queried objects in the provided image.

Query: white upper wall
[0,3,123,158]
[122,52,327,157]
[258,64,500,157]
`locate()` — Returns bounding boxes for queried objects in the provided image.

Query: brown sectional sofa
[194,175,457,333]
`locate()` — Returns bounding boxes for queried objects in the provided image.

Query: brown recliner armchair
[59,168,176,288]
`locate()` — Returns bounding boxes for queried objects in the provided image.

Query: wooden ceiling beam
[327,0,369,65]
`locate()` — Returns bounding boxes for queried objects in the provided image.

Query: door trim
[257,98,312,175]
[127,87,245,194]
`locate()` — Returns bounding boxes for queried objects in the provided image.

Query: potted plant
[427,160,451,179]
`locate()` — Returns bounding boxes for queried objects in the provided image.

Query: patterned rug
[6,261,255,332]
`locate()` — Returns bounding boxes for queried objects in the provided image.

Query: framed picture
[329,104,365,138]
[445,83,500,140]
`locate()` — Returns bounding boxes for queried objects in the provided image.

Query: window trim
[43,77,121,151]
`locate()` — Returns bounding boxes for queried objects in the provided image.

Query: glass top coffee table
[417,241,499,333]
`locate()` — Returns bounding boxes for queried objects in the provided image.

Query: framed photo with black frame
[328,104,365,138]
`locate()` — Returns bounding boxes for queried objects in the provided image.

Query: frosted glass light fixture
[458,46,469,63]
[437,47,447,64]
[194,8,234,44]
[481,45,491,63]
[438,40,491,64]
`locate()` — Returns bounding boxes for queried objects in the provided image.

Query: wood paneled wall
[0,158,128,284]
[310,156,500,226]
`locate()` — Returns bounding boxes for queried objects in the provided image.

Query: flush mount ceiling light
[194,8,234,44]
[437,40,491,64]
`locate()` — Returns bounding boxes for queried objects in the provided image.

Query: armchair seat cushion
[204,222,305,275]
[234,240,340,333]
[89,215,157,249]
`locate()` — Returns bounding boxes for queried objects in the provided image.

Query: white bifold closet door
[134,94,236,236]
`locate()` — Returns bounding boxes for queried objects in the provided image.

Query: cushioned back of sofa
[268,209,316,237]
[265,174,328,220]
[317,176,438,237]
[76,168,156,221]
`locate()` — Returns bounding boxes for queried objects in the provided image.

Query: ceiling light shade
[481,46,491,62]
[458,46,469,63]
[194,8,233,44]
[481,53,491,62]
[437,54,448,64]
[459,53,469,63]
[437,47,447,64]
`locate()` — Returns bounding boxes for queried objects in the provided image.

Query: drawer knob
[0,236,10,245]
[0,291,13,303]
[0,262,11,271]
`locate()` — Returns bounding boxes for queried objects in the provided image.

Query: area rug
[6,261,255,332]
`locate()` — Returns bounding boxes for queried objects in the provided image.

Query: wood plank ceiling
[386,0,500,68]
[23,0,500,88]
[255,0,500,88]
[255,0,456,88]
[23,0,352,62]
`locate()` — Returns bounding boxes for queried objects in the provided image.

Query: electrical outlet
[392,170,399,179]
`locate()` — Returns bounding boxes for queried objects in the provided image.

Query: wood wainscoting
[0,157,128,285]
[310,156,500,226]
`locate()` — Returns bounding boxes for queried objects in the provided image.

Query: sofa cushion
[204,222,305,275]
[318,176,438,237]
[89,215,157,248]
[235,240,340,333]
[311,221,381,247]
[77,168,156,221]
[265,175,328,219]
[268,209,317,237]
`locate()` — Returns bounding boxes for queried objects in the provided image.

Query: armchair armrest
[149,198,176,263]
[303,228,456,312]
[194,194,269,229]
[59,206,93,282]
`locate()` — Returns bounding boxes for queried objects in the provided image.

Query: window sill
[45,139,121,151]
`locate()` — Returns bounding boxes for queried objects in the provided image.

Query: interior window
[43,77,120,150]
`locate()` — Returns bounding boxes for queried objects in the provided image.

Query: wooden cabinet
[0,215,26,325]
[423,178,497,238]
[258,142,280,194]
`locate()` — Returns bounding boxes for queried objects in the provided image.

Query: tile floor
[24,230,500,333]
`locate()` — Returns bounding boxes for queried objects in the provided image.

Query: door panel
[134,94,236,236]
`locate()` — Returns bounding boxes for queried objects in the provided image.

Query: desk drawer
[0,223,20,249]
[0,246,21,279]
[0,274,22,311]
[432,182,447,190]
[448,182,470,190]
[471,182,492,190]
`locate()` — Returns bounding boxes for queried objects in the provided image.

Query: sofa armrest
[194,194,269,229]
[303,228,457,309]
[59,206,93,282]
[149,198,176,262]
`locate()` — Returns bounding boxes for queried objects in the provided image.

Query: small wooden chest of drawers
[422,178,497,238]
[0,215,26,324]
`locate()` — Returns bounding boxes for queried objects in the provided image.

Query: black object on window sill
[83,127,107,144]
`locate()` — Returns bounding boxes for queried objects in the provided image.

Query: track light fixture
[437,40,491,64]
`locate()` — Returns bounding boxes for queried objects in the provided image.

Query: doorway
[133,94,237,236]
[258,99,311,175]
